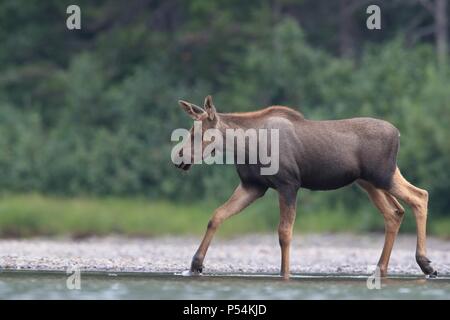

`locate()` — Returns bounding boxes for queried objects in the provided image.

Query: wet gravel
[0,234,449,275]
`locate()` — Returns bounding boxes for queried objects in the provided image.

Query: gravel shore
[0,234,449,275]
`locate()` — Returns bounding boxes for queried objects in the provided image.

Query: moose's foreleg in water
[190,183,267,273]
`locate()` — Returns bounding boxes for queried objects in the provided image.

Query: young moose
[176,95,437,279]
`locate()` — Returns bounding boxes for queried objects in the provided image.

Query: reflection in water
[381,277,428,287]
[0,271,449,299]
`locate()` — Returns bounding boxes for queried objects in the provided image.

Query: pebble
[0,234,449,275]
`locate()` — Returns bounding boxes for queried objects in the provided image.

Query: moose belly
[299,164,360,191]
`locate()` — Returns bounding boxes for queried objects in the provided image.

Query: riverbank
[1,194,450,238]
[1,234,449,275]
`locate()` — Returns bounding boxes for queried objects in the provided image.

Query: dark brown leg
[278,188,297,279]
[387,167,437,276]
[358,180,405,276]
[190,183,266,273]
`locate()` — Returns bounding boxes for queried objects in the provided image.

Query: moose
[175,95,437,279]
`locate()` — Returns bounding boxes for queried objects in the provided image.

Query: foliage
[1,193,448,238]
[0,1,449,233]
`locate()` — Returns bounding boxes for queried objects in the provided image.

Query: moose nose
[175,147,192,170]
[175,162,191,171]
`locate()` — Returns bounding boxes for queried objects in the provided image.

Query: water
[0,271,449,299]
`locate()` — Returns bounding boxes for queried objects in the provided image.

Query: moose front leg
[277,188,298,279]
[190,183,267,274]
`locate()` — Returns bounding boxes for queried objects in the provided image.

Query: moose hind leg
[387,167,437,277]
[358,180,404,276]
[190,183,266,274]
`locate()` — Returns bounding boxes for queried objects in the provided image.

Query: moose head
[176,95,218,170]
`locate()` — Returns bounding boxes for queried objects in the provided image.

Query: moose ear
[203,95,216,120]
[178,100,207,120]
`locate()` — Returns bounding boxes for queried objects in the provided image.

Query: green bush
[0,2,449,229]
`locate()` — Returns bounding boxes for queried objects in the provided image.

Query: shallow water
[0,271,449,299]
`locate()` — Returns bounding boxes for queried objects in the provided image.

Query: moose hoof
[378,268,388,278]
[281,273,291,280]
[416,255,437,277]
[190,266,203,275]
[190,256,204,275]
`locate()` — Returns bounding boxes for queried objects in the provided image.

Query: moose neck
[213,113,255,161]
[215,113,256,134]
[215,106,305,133]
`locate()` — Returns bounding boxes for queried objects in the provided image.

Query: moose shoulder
[175,95,437,279]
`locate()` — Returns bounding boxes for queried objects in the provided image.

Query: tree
[418,0,448,65]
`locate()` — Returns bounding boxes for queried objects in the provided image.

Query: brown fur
[177,96,437,279]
